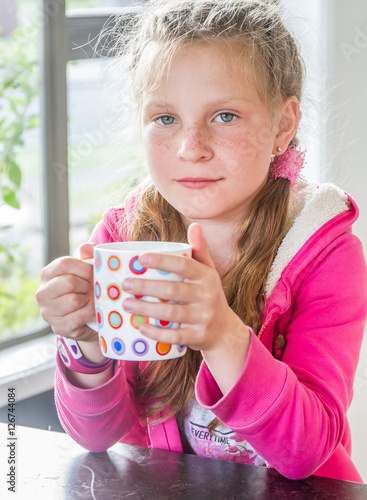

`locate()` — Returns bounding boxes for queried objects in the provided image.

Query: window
[0,0,143,347]
[0,0,46,344]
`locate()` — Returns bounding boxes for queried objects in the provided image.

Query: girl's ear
[272,96,300,155]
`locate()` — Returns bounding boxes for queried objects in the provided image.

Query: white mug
[85,241,192,361]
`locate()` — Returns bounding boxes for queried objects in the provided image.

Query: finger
[138,323,192,347]
[41,256,93,282]
[38,287,93,325]
[49,273,93,300]
[36,273,93,309]
[188,223,216,269]
[80,242,96,261]
[50,301,96,338]
[122,297,196,325]
[138,252,200,281]
[42,291,92,320]
[122,278,199,303]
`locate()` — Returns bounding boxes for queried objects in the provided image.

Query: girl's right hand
[35,242,97,346]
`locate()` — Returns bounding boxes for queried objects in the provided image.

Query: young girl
[36,0,367,482]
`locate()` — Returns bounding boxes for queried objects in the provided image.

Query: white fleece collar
[265,181,350,298]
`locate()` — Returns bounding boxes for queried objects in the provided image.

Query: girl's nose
[176,126,213,162]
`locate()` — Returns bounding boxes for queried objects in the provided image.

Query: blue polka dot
[112,338,125,355]
[129,257,147,275]
[132,339,149,356]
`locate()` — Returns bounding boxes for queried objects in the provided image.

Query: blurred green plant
[0,27,39,211]
[0,248,41,341]
[0,24,39,314]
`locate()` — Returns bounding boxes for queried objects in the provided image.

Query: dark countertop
[1,423,366,499]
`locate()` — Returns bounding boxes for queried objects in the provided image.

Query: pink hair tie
[270,145,306,188]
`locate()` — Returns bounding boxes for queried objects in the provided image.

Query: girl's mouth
[176,177,223,189]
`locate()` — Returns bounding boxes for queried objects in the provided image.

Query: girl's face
[141,44,280,226]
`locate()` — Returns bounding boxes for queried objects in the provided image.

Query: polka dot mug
[85,241,192,360]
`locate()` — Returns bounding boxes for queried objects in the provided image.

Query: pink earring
[270,144,306,188]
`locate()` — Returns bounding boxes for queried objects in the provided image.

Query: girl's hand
[35,243,103,363]
[122,223,251,393]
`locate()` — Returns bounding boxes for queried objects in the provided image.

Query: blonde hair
[106,0,305,426]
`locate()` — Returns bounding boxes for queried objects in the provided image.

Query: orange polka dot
[156,342,171,356]
[100,335,107,353]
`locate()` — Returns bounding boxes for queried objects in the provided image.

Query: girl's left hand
[121,223,249,358]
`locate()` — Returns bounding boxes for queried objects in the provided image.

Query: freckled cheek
[143,131,177,158]
[143,142,168,171]
[216,135,261,173]
[223,123,274,151]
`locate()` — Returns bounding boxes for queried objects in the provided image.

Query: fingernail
[122,279,133,291]
[139,253,150,266]
[123,299,134,312]
[139,325,151,335]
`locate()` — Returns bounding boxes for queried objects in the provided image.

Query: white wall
[329,1,367,247]
[329,0,367,482]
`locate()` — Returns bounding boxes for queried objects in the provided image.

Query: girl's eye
[155,115,177,125]
[215,113,237,123]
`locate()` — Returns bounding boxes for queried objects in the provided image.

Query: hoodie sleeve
[54,355,146,451]
[195,231,367,480]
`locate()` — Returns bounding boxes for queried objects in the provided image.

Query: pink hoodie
[55,182,367,482]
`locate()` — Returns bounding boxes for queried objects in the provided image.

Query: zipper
[258,313,275,341]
